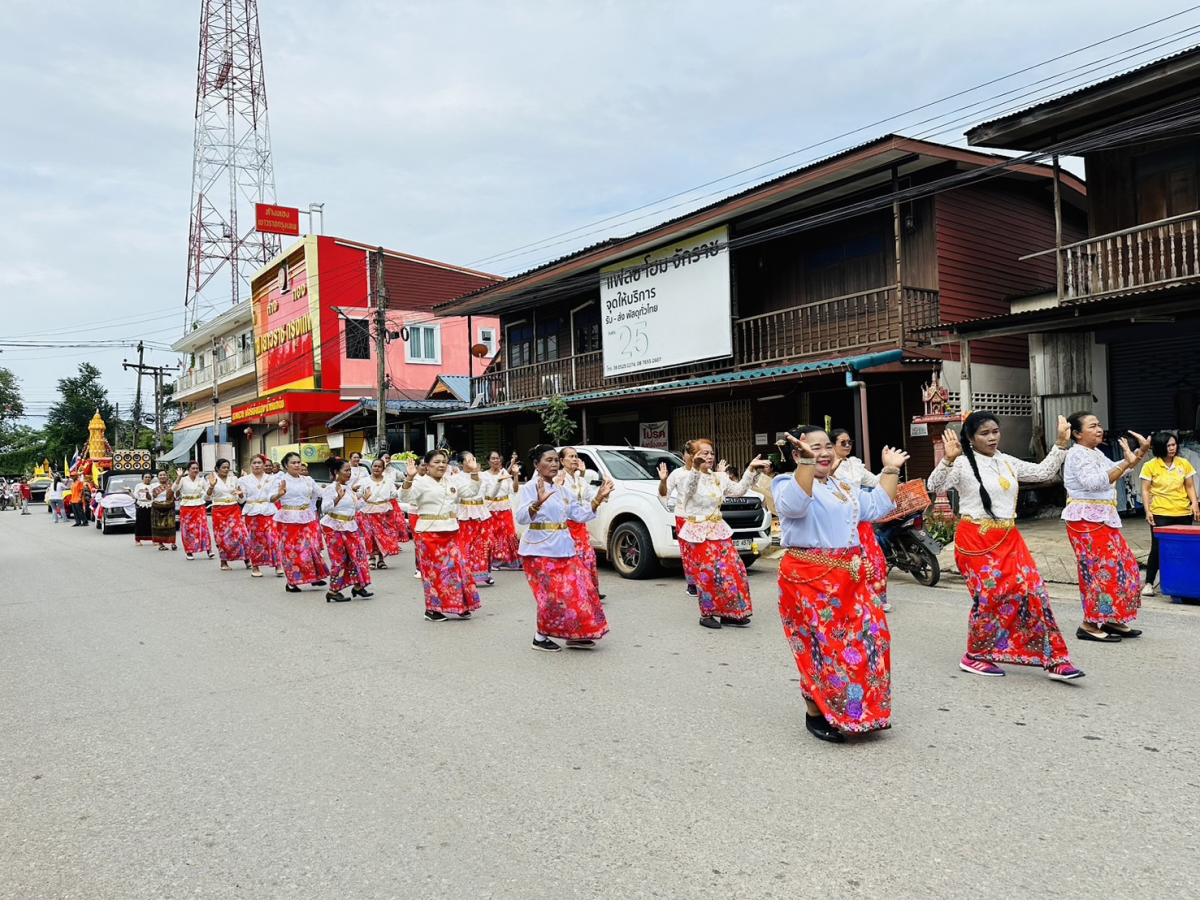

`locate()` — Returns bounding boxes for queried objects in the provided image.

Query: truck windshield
[597,449,683,481]
[104,475,143,493]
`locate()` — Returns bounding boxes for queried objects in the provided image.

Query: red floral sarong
[688,538,751,620]
[676,516,696,589]
[323,527,371,592]
[211,504,250,562]
[1066,522,1141,624]
[179,505,211,555]
[954,521,1070,667]
[391,499,412,542]
[488,509,521,568]
[358,511,401,558]
[522,555,609,641]
[457,518,490,579]
[279,520,330,586]
[568,520,601,593]
[415,530,480,615]
[244,514,281,568]
[858,521,889,610]
[777,549,890,733]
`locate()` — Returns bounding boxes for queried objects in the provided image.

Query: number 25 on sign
[612,323,649,358]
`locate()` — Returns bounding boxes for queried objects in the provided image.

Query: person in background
[175,461,213,561]
[18,478,32,515]
[207,458,250,572]
[830,428,892,614]
[357,458,401,570]
[320,457,374,602]
[70,475,86,526]
[560,447,609,600]
[1139,431,1200,597]
[132,473,154,544]
[454,451,494,586]
[47,477,66,523]
[482,451,523,571]
[272,451,330,593]
[660,442,699,599]
[239,454,283,577]
[150,471,178,551]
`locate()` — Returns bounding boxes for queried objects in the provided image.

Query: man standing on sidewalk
[18,478,31,515]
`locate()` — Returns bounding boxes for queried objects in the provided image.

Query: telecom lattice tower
[183,0,280,331]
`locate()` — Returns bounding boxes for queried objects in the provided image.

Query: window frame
[406,322,442,365]
[344,318,371,361]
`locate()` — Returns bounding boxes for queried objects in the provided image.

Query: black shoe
[458,611,472,619]
[1101,623,1142,638]
[699,616,722,629]
[566,640,596,649]
[720,616,751,627]
[479,577,494,586]
[326,591,349,603]
[285,584,301,594]
[686,584,698,597]
[352,587,374,599]
[805,713,845,744]
[424,610,448,622]
[598,593,606,600]
[313,580,327,587]
[1075,626,1121,643]
[532,637,562,652]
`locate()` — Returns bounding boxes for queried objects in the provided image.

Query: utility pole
[374,247,388,455]
[130,341,145,450]
[123,353,176,453]
[212,335,221,464]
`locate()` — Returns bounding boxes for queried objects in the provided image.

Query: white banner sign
[600,226,731,377]
[639,421,669,450]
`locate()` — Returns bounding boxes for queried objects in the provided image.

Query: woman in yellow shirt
[1140,431,1200,596]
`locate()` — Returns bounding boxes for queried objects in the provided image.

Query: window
[1135,145,1200,222]
[406,324,440,364]
[479,327,497,356]
[278,262,289,292]
[197,352,207,369]
[345,319,370,360]
[536,317,562,363]
[573,306,601,353]
[508,322,533,368]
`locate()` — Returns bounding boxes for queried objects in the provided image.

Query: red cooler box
[1156,525,1200,602]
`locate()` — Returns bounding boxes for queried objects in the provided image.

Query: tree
[43,362,117,462]
[0,424,45,474]
[0,367,24,426]
[528,394,577,445]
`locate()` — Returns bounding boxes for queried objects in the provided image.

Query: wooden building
[434,136,1085,476]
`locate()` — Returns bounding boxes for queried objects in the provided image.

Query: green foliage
[0,424,45,473]
[43,362,116,462]
[527,394,576,445]
[924,509,957,548]
[0,367,24,425]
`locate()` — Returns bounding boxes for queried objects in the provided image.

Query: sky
[2,0,1198,424]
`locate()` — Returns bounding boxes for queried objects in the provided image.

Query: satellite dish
[470,343,489,358]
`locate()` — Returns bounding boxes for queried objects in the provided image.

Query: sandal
[376,561,388,570]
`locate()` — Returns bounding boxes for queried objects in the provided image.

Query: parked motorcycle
[874,512,942,587]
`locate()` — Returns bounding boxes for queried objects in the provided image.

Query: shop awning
[326,397,468,430]
[157,426,205,466]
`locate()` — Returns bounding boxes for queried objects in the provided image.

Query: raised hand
[596,477,615,503]
[1055,415,1071,447]
[335,483,345,504]
[404,458,418,478]
[657,461,669,481]
[1129,430,1151,458]
[207,473,217,486]
[716,459,728,473]
[535,477,552,506]
[747,454,767,470]
[785,432,815,459]
[1117,437,1136,466]
[942,428,962,463]
[881,445,911,469]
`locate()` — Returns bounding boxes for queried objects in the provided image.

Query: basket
[878,479,930,522]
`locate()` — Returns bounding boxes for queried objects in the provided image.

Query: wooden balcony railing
[1059,210,1200,301]
[471,284,938,407]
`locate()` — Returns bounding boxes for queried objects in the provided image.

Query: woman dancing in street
[658,441,765,629]
[175,461,213,561]
[402,450,483,621]
[452,452,493,586]
[517,445,614,652]
[830,428,893,613]
[132,473,154,546]
[482,451,523,571]
[773,427,906,743]
[660,442,699,598]
[271,451,330,593]
[358,458,402,570]
[320,458,374,602]
[559,447,611,599]
[150,470,177,551]
[927,412,1084,681]
[207,458,250,572]
[379,452,412,544]
[239,454,282,577]
[1063,412,1148,641]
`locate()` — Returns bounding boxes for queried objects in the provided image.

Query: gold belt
[959,515,1015,534]
[784,548,866,583]
[528,522,567,531]
[327,512,356,522]
[460,499,484,506]
[281,504,310,510]
[211,499,238,506]
[1068,498,1117,506]
[420,513,456,521]
[687,512,723,524]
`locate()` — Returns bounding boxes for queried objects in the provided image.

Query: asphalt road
[2,510,1198,899]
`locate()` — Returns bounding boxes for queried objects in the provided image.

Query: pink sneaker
[1046,663,1085,681]
[959,654,1005,677]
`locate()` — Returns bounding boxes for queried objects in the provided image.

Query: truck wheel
[608,519,658,579]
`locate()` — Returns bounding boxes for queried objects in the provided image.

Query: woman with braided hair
[927,412,1083,681]
[772,426,906,743]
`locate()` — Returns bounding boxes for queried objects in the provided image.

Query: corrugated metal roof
[433,349,904,420]
[327,397,468,429]
[431,375,472,402]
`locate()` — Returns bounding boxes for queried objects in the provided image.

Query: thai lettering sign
[255,203,300,236]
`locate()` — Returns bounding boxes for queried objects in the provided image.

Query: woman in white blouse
[559,447,611,600]
[174,461,213,560]
[271,451,330,593]
[238,454,283,577]
[454,452,494,586]
[401,449,483,622]
[132,473,154,545]
[772,426,905,743]
[378,452,412,544]
[517,444,614,652]
[357,458,402,570]
[206,458,250,572]
[657,441,765,629]
[659,442,699,599]
[1063,412,1149,642]
[831,428,892,614]
[928,412,1083,681]
[320,458,374,602]
[482,451,523,571]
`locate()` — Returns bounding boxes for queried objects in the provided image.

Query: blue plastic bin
[1157,525,1200,602]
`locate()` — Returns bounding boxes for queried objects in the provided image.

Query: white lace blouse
[320,483,360,532]
[176,475,208,508]
[1061,444,1123,528]
[238,474,277,517]
[481,470,517,511]
[272,474,318,525]
[674,468,755,543]
[835,456,880,491]
[210,474,242,506]
[927,446,1066,521]
[357,477,396,513]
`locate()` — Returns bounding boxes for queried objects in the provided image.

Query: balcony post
[1053,155,1064,301]
[892,165,904,342]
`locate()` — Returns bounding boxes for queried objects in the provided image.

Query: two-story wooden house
[434,135,1085,476]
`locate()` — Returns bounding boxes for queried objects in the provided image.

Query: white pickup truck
[560,445,772,580]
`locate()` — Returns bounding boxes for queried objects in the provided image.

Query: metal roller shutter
[1109,334,1200,435]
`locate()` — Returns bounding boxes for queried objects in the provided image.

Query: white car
[560,445,771,580]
